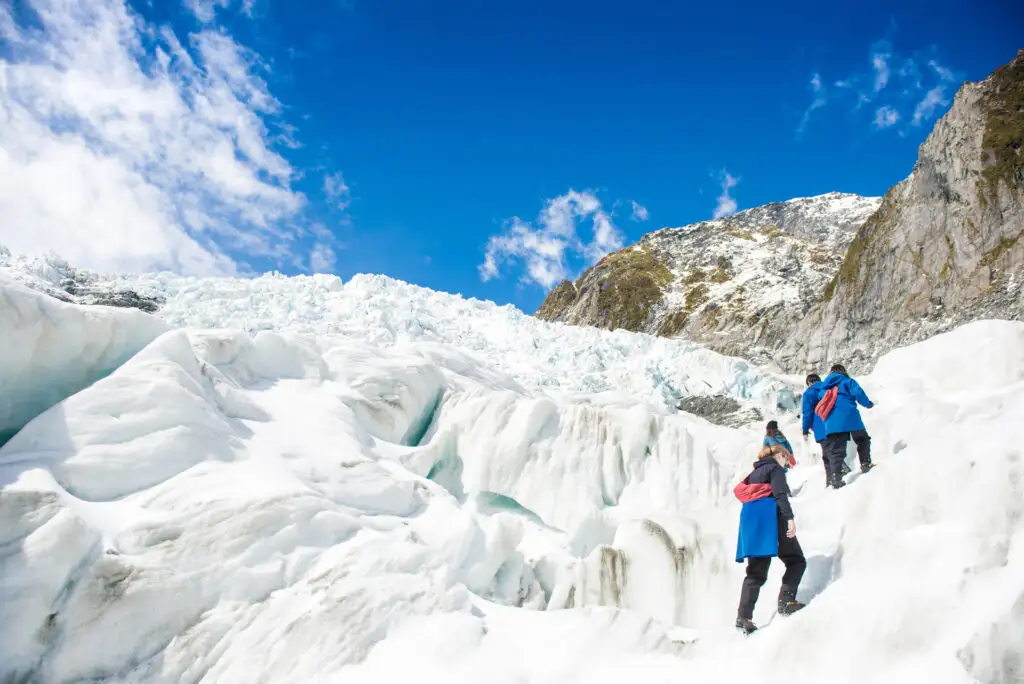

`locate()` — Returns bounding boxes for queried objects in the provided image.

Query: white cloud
[797,73,827,135]
[0,0,337,276]
[712,171,739,219]
[872,50,891,92]
[630,200,649,222]
[309,243,336,273]
[929,59,956,83]
[187,0,256,23]
[479,190,625,289]
[873,105,900,129]
[913,86,949,126]
[324,172,351,211]
[805,42,959,136]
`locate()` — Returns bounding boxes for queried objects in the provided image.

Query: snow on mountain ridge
[535,192,882,366]
[655,191,882,251]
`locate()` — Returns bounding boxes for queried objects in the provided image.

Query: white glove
[786,520,797,539]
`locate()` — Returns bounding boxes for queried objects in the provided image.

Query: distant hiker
[763,420,796,469]
[733,444,807,634]
[811,363,875,489]
[801,373,849,486]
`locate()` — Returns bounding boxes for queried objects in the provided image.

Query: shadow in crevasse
[798,546,843,604]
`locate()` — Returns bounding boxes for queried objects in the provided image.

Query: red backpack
[815,386,838,420]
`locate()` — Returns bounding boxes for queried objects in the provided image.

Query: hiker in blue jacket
[763,420,796,469]
[801,373,849,487]
[734,444,807,635]
[816,363,875,489]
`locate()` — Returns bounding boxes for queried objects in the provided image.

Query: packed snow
[1,259,1023,684]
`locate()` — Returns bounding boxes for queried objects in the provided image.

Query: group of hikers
[732,363,876,635]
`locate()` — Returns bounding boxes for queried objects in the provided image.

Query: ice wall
[0,276,167,447]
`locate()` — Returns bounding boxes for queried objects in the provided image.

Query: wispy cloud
[797,73,828,135]
[324,172,351,211]
[187,0,256,23]
[929,59,957,83]
[873,105,900,129]
[0,0,339,275]
[801,41,960,137]
[913,86,949,126]
[479,190,625,289]
[712,171,740,219]
[872,49,891,93]
[309,243,337,273]
[630,200,649,222]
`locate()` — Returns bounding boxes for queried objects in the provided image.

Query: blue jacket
[735,459,793,562]
[763,433,794,457]
[815,372,874,435]
[736,498,778,562]
[801,382,828,442]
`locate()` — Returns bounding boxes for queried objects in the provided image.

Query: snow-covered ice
[0,274,167,446]
[1,260,1023,684]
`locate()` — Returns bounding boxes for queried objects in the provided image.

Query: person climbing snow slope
[801,373,849,486]
[811,363,875,489]
[763,420,796,469]
[733,444,807,635]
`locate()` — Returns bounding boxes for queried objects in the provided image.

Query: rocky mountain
[535,192,881,366]
[780,49,1024,373]
[538,49,1024,374]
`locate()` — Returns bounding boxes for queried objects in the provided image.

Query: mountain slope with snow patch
[535,192,881,367]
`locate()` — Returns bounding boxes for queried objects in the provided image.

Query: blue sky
[1,0,1020,313]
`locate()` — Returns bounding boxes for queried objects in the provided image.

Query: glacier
[1,259,1023,684]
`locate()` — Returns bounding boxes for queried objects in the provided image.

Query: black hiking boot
[735,617,757,635]
[778,599,806,615]
[860,462,876,474]
[778,588,806,616]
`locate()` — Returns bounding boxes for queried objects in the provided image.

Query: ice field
[1,257,1023,684]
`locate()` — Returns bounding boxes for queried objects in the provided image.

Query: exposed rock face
[535,193,881,365]
[780,50,1024,373]
[0,247,165,313]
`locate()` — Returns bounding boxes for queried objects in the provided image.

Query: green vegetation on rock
[823,187,898,301]
[534,280,578,320]
[979,49,1024,202]
[592,248,674,332]
[686,283,710,311]
[980,230,1024,268]
[727,228,756,241]
[684,268,706,284]
[656,310,690,337]
[709,268,731,283]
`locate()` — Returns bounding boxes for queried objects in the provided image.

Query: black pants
[823,430,871,485]
[818,440,830,485]
[737,521,806,620]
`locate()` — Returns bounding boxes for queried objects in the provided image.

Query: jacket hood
[822,372,846,389]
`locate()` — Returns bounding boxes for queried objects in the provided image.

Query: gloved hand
[786,519,797,539]
[802,433,809,442]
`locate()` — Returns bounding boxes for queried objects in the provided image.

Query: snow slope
[2,267,1023,684]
